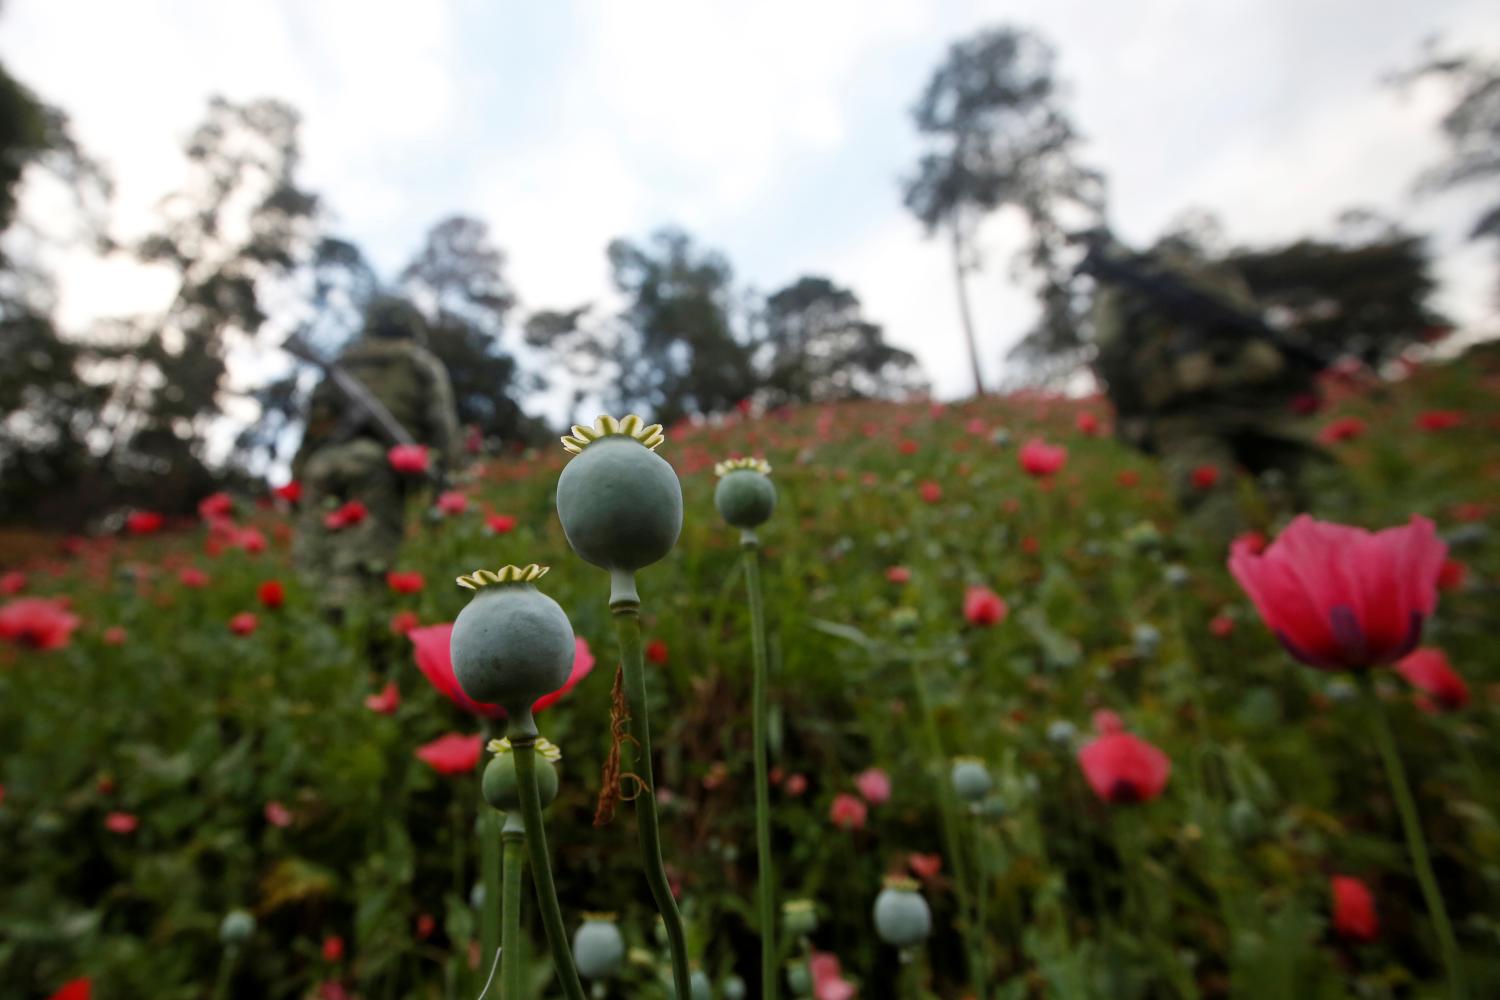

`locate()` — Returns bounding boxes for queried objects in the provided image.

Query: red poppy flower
[125,511,164,535]
[1116,470,1140,488]
[179,567,210,589]
[322,935,345,962]
[46,979,91,1000]
[1330,875,1377,942]
[1229,515,1446,670]
[855,767,891,805]
[410,626,594,717]
[102,626,127,646]
[415,913,436,940]
[387,444,431,474]
[898,439,919,456]
[386,571,425,595]
[918,480,942,504]
[365,681,401,715]
[1019,439,1067,477]
[236,528,267,554]
[258,580,285,609]
[784,773,808,797]
[1436,559,1466,592]
[1190,465,1220,490]
[0,598,82,651]
[810,952,857,1000]
[229,612,258,636]
[829,792,868,830]
[1209,614,1235,638]
[273,480,302,504]
[885,566,911,584]
[264,801,293,828]
[1231,530,1266,556]
[324,500,368,530]
[645,639,669,665]
[389,610,420,636]
[415,732,484,775]
[963,586,1007,627]
[1396,648,1469,711]
[1075,411,1100,435]
[1091,709,1124,735]
[1318,417,1367,444]
[198,492,234,520]
[435,491,468,515]
[908,852,942,880]
[1416,410,1463,432]
[1,570,25,595]
[485,513,517,534]
[1078,732,1171,804]
[104,811,138,834]
[1289,393,1322,415]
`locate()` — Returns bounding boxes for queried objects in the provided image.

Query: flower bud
[873,876,932,947]
[219,909,256,947]
[714,458,777,529]
[572,913,625,980]
[557,416,682,574]
[786,961,811,995]
[782,898,818,937]
[481,738,561,812]
[450,564,574,726]
[950,757,993,802]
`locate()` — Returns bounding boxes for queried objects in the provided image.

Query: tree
[399,216,545,447]
[604,227,754,425]
[95,97,323,509]
[903,26,1104,395]
[1394,43,1500,298]
[754,276,926,406]
[1227,223,1448,368]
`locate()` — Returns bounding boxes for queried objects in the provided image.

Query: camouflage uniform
[1091,246,1324,542]
[292,299,458,615]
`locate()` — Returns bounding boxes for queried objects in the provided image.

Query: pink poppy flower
[855,768,891,805]
[1078,732,1171,804]
[410,626,594,717]
[1229,515,1446,670]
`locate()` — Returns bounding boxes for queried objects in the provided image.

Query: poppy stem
[741,534,779,1000]
[480,723,501,979]
[500,816,526,1000]
[610,599,693,998]
[511,735,586,1000]
[905,656,984,998]
[1364,680,1465,999]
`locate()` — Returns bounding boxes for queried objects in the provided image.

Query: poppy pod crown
[556,414,683,582]
[714,456,777,530]
[450,563,576,737]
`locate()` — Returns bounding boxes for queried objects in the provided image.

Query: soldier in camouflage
[292,297,458,617]
[1089,237,1327,543]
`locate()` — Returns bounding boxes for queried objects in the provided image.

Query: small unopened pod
[450,564,574,726]
[873,877,932,948]
[666,969,712,1000]
[950,757,993,803]
[572,913,625,980]
[713,457,776,529]
[481,737,561,812]
[782,898,818,938]
[556,415,682,573]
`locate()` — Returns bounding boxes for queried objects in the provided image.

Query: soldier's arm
[291,379,340,479]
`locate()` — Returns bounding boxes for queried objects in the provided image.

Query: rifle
[282,332,453,495]
[1077,235,1334,373]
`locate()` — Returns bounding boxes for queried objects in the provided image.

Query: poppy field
[3,346,1500,1000]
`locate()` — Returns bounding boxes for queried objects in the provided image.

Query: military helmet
[363,296,428,343]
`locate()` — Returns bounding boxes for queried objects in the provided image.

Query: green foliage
[3,349,1498,997]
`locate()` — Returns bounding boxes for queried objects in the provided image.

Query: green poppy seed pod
[450,564,574,732]
[950,757,993,803]
[1227,798,1263,842]
[572,913,625,980]
[219,909,256,947]
[722,975,747,1000]
[782,898,818,938]
[713,457,776,529]
[786,961,812,995]
[665,970,711,1000]
[873,877,932,948]
[557,415,682,576]
[481,737,561,812]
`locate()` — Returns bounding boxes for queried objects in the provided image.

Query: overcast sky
[4,0,1499,406]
